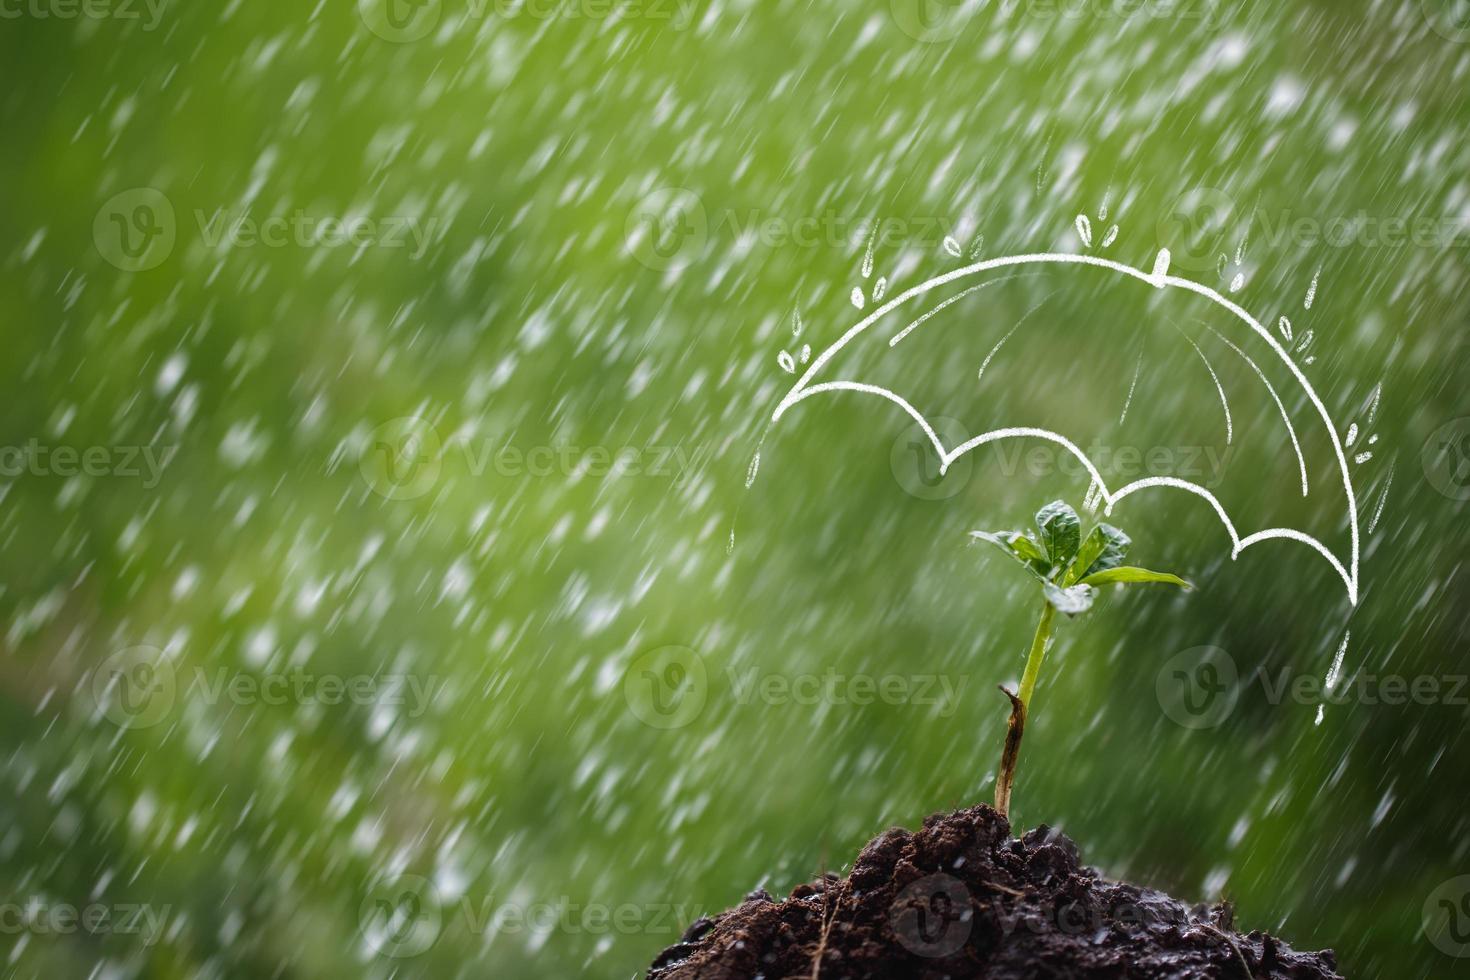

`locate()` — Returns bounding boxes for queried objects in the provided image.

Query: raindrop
[1368,466,1393,534]
[862,225,876,278]
[873,277,888,301]
[1229,272,1245,293]
[1345,424,1359,447]
[967,234,985,260]
[1296,330,1314,353]
[799,344,811,364]
[745,452,761,488]
[942,236,963,257]
[1101,225,1119,248]
[1074,215,1093,248]
[792,310,804,337]
[1305,268,1320,309]
[850,287,865,310]
[1355,452,1373,464]
[1364,383,1382,426]
[1150,249,1172,282]
[1278,316,1293,342]
[778,350,796,373]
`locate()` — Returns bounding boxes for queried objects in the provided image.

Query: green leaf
[1078,566,1192,589]
[1008,532,1046,564]
[1043,581,1096,616]
[1035,500,1081,566]
[969,531,1048,581]
[1067,523,1131,584]
[1065,527,1106,585]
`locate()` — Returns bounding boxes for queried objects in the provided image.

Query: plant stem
[994,600,1055,820]
[1017,600,1056,709]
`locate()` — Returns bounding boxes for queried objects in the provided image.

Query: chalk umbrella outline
[769,250,1361,605]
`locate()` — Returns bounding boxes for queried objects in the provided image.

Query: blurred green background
[1,1,1468,977]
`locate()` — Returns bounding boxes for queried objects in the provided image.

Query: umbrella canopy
[769,246,1361,604]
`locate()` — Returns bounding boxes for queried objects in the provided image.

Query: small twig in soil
[1201,922,1256,978]
[994,685,1026,819]
[978,879,1026,899]
[808,879,843,980]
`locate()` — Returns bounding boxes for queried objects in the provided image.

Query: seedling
[972,500,1193,819]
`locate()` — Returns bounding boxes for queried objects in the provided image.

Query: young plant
[972,500,1193,819]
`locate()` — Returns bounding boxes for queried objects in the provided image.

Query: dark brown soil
[648,805,1343,979]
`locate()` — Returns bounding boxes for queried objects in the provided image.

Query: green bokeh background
[1,1,1468,977]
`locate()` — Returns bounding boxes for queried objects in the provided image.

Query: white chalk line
[889,273,1035,347]
[770,251,1360,605]
[976,288,1059,383]
[1176,328,1233,445]
[1191,318,1309,497]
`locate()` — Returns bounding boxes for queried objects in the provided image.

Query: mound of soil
[649,805,1343,979]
